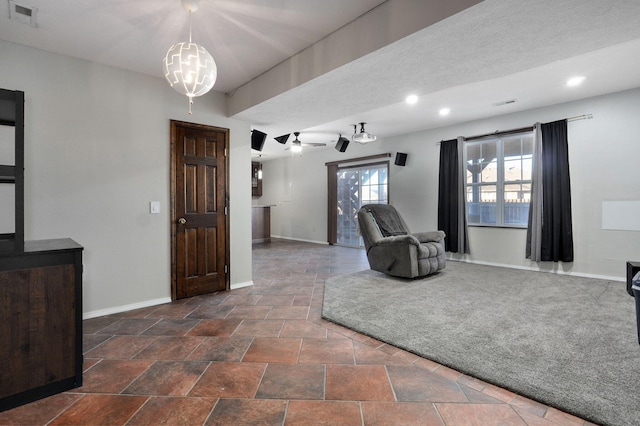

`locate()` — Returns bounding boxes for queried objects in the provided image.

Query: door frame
[169,120,230,300]
[325,153,391,245]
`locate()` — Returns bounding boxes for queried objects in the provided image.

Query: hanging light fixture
[163,0,217,114]
[291,132,303,154]
[352,122,377,144]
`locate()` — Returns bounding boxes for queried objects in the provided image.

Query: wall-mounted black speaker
[274,134,290,144]
[395,152,408,166]
[335,136,350,152]
[251,130,267,151]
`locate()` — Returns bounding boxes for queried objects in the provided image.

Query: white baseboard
[231,280,254,290]
[448,257,624,282]
[83,282,254,319]
[271,235,328,245]
[83,297,172,320]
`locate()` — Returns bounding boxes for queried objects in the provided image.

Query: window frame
[464,131,533,228]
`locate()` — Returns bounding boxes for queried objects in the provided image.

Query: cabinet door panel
[0,265,75,398]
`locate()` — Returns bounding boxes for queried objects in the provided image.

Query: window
[465,132,533,227]
[336,163,388,246]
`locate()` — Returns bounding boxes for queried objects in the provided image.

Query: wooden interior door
[170,120,229,300]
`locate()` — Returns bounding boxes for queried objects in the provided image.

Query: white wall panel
[603,201,640,231]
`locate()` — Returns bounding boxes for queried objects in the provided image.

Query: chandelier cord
[187,9,193,114]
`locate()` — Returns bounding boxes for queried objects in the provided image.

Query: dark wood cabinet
[252,206,271,244]
[0,239,83,412]
[0,90,83,411]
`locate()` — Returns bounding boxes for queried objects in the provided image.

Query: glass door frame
[335,160,389,247]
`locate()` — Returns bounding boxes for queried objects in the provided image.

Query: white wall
[259,148,414,244]
[261,88,640,280]
[0,40,253,316]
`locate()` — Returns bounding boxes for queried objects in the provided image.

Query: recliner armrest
[373,234,421,247]
[411,230,445,243]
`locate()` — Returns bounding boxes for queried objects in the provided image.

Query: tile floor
[0,239,594,425]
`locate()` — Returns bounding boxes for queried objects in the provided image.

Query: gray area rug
[322,261,640,426]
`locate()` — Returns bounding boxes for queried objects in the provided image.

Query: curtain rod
[464,126,533,142]
[438,114,593,144]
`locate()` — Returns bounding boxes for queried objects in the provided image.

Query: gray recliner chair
[357,204,445,278]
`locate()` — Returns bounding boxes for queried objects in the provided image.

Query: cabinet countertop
[0,238,83,257]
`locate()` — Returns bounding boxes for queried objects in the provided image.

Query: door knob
[177,217,187,225]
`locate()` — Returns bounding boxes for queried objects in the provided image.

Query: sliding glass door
[336,163,388,246]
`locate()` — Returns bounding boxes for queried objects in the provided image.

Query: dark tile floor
[0,239,594,425]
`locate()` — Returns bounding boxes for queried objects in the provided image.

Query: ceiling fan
[281,132,327,152]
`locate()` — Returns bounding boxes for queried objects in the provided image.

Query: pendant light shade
[163,0,216,114]
[163,42,217,98]
[352,122,377,144]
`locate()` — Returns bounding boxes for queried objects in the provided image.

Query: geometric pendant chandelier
[163,0,217,114]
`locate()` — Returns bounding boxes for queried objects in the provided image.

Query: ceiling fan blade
[301,143,327,147]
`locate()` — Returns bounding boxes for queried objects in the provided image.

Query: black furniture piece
[628,261,640,345]
[0,89,84,411]
[626,261,640,296]
[633,279,640,345]
[0,89,24,253]
[0,239,84,411]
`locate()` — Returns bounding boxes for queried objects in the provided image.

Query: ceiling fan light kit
[352,122,377,144]
[290,133,303,155]
[163,0,217,114]
[282,131,328,154]
[290,132,303,154]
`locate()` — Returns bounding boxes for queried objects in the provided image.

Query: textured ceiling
[1,0,640,159]
[0,0,386,92]
[235,0,640,157]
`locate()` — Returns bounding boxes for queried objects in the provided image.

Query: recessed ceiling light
[406,94,418,104]
[439,108,450,116]
[567,76,586,87]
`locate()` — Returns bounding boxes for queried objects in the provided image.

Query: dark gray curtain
[526,120,574,262]
[526,123,543,261]
[438,138,469,253]
[540,120,574,261]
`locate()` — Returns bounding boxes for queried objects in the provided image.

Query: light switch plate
[150,201,160,214]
